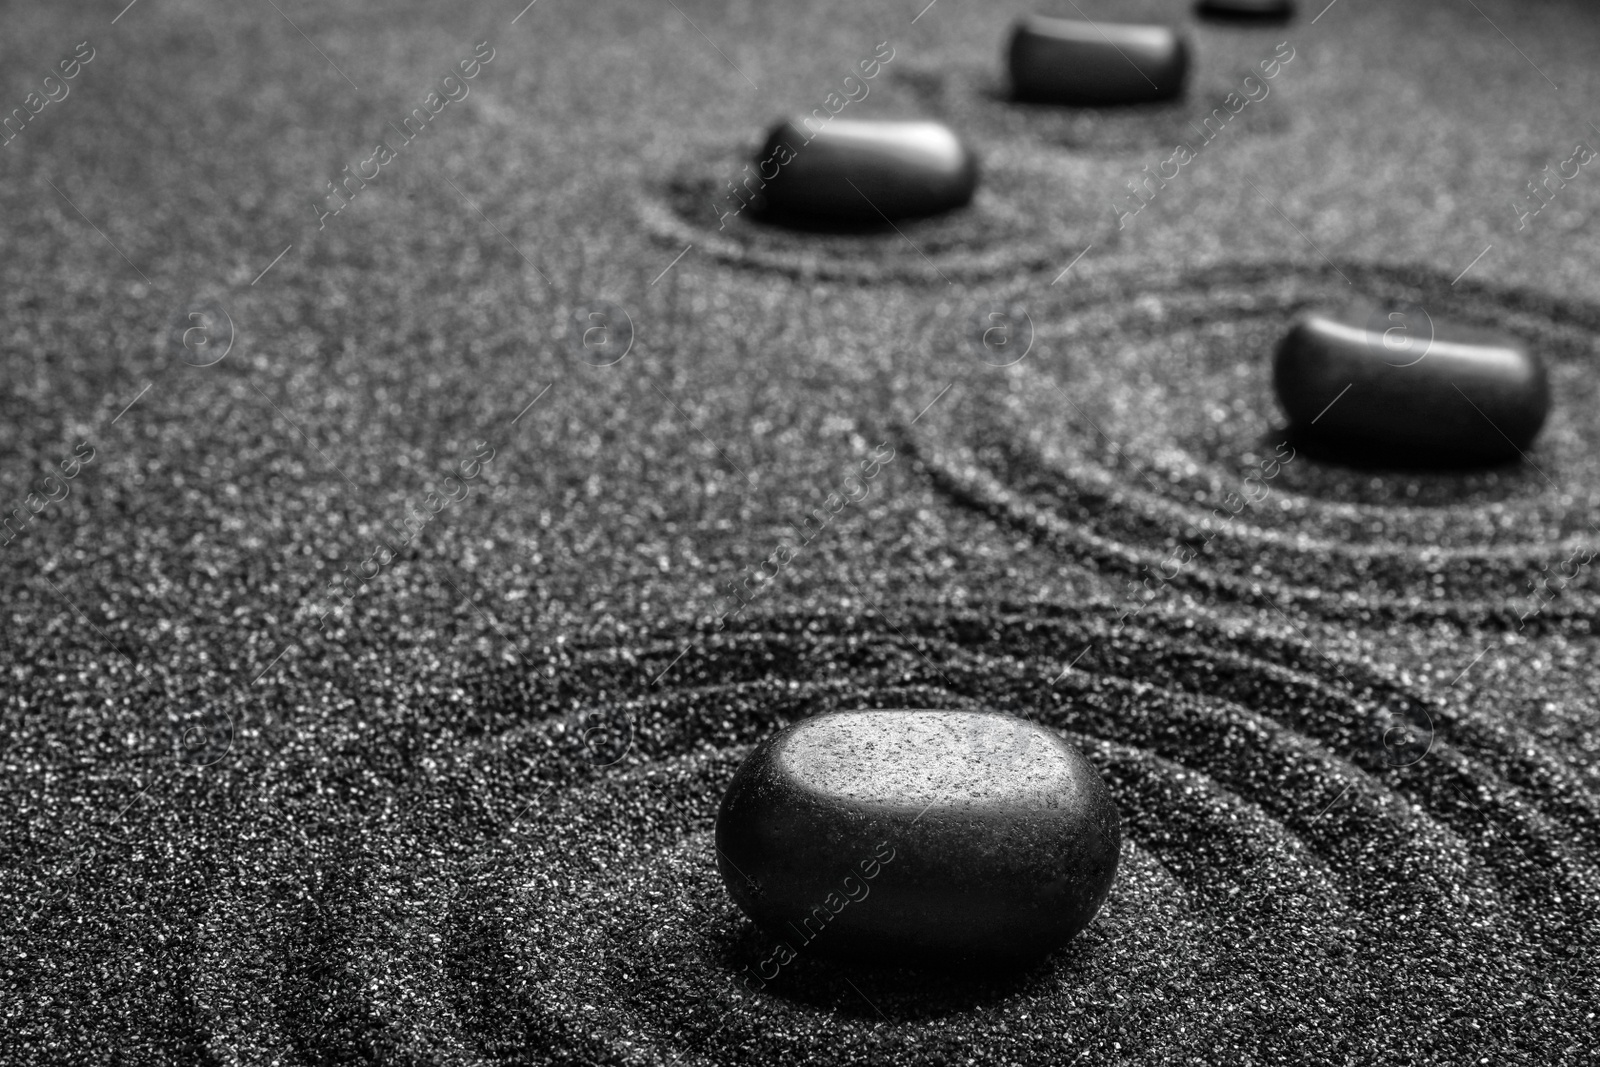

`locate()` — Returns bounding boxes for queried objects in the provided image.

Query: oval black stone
[1273,308,1551,465]
[1008,16,1189,106]
[714,709,1122,967]
[751,119,978,225]
[1195,0,1295,22]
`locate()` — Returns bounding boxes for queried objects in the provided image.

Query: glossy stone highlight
[1273,309,1550,465]
[752,119,978,224]
[1008,17,1189,106]
[1195,0,1295,22]
[715,709,1122,967]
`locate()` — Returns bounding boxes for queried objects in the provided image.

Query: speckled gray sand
[906,259,1600,628]
[14,609,1598,1063]
[4,0,1600,1063]
[171,610,1600,1064]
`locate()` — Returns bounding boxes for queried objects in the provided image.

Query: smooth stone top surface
[1008,17,1189,106]
[754,119,978,224]
[1195,0,1295,21]
[715,709,1122,967]
[1273,308,1550,465]
[776,709,1075,805]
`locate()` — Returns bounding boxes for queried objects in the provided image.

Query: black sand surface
[3,0,1598,1062]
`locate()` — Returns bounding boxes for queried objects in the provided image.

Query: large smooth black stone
[1273,308,1550,465]
[715,709,1121,967]
[1195,0,1295,22]
[1008,16,1189,106]
[752,119,978,225]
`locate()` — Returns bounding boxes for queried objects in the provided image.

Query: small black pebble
[1008,16,1189,106]
[715,709,1122,967]
[752,118,978,225]
[1273,307,1550,466]
[1195,0,1295,23]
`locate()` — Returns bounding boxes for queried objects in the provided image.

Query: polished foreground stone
[754,119,978,224]
[1273,308,1550,465]
[1195,0,1295,21]
[715,709,1122,966]
[1008,16,1189,106]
